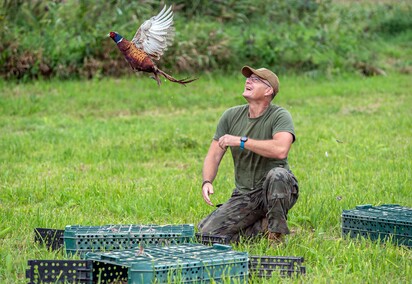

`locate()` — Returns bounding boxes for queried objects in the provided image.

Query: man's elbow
[272,148,289,160]
[275,153,288,160]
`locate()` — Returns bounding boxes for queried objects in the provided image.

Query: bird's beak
[107,33,110,37]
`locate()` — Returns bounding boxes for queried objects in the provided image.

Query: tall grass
[0,73,411,283]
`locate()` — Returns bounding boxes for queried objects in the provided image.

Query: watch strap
[240,136,248,150]
[240,140,245,150]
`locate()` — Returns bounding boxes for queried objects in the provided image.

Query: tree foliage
[0,0,411,80]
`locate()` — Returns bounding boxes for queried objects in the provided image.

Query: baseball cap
[241,66,279,96]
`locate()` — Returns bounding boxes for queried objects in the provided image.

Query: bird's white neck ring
[116,38,123,44]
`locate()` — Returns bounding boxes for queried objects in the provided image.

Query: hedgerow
[0,0,411,80]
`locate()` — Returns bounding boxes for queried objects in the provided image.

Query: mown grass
[0,72,411,283]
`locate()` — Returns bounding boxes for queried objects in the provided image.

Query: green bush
[0,0,411,80]
[372,3,412,35]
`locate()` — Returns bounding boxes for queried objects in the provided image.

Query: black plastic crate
[34,228,64,251]
[195,233,231,245]
[249,255,306,278]
[26,260,93,284]
[26,259,130,284]
[342,204,412,247]
[92,260,129,283]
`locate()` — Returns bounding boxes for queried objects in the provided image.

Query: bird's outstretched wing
[132,5,175,60]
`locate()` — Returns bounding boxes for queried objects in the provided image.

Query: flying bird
[108,5,197,86]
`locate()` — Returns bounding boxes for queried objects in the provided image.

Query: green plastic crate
[342,204,412,247]
[64,224,195,256]
[85,243,248,283]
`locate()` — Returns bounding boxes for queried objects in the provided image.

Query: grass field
[0,72,411,283]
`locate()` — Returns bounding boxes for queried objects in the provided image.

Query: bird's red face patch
[109,32,116,38]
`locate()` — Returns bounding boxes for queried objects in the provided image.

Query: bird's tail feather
[156,69,198,86]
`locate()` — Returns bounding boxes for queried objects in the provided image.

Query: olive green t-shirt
[214,104,295,192]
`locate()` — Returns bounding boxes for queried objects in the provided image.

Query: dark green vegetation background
[1,0,411,81]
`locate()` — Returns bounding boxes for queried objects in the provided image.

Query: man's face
[243,75,272,100]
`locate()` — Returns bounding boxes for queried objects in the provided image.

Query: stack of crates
[64,224,195,257]
[85,243,248,283]
[342,204,412,247]
[28,225,305,283]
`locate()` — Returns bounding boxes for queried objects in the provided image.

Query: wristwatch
[240,136,248,150]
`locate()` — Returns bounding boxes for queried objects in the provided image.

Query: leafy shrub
[371,3,412,35]
[0,0,411,80]
[162,20,234,73]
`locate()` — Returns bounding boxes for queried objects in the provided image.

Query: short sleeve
[272,108,295,142]
[213,109,231,140]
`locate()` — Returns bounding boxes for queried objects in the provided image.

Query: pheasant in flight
[109,5,197,86]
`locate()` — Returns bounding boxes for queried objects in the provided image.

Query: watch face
[241,136,248,142]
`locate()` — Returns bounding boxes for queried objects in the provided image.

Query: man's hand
[202,183,214,206]
[218,134,239,150]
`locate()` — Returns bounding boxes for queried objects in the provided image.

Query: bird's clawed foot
[150,74,162,86]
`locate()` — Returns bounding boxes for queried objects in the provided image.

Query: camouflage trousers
[197,167,299,242]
